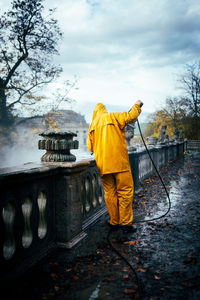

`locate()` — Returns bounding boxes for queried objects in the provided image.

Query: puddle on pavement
[142,177,184,221]
[134,154,199,223]
[89,281,101,300]
[71,281,102,300]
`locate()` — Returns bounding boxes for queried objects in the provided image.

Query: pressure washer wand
[129,101,171,220]
[135,108,171,222]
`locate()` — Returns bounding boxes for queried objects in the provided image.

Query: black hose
[107,229,144,298]
[135,118,171,223]
[107,118,172,299]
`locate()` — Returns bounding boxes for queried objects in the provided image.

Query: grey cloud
[51,0,200,71]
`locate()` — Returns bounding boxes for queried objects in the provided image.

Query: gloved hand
[135,100,143,107]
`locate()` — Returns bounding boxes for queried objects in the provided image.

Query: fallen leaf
[54,286,60,291]
[88,265,94,272]
[154,275,160,280]
[124,241,137,245]
[124,289,135,294]
[83,275,91,280]
[50,273,58,278]
[138,193,145,197]
[103,277,116,282]
[49,262,59,266]
[123,274,129,280]
[122,266,130,272]
[113,262,120,266]
[136,268,146,273]
[73,275,79,281]
[135,256,139,261]
[181,281,189,287]
[66,268,72,272]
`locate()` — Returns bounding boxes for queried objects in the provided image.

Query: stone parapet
[0,140,186,284]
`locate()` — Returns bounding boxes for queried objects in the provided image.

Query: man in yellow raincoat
[87,100,143,232]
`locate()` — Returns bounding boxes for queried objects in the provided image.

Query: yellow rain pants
[101,170,134,226]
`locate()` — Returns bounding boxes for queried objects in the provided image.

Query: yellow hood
[89,103,107,132]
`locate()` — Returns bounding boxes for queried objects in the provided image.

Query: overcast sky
[1,0,200,121]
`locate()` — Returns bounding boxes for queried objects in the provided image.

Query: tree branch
[4,53,27,87]
[1,50,11,71]
[7,77,55,109]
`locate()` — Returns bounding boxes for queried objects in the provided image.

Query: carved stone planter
[38,131,79,162]
[147,137,158,146]
[125,123,136,152]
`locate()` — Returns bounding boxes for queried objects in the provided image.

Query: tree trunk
[0,79,8,124]
[194,116,199,139]
[0,78,13,142]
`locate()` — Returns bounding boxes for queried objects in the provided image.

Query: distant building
[15,109,90,151]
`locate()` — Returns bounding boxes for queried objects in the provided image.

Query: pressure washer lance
[107,101,172,298]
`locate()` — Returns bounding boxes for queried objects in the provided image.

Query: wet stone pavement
[6,152,200,300]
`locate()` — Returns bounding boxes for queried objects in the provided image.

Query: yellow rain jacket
[87,103,141,175]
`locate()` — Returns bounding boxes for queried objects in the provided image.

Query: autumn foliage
[145,63,200,140]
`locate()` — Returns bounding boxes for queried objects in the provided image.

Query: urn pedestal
[38,131,79,162]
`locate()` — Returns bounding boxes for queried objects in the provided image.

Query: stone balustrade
[0,140,186,284]
[186,140,200,152]
[129,141,186,191]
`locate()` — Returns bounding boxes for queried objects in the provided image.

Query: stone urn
[38,131,79,162]
[158,125,169,145]
[146,136,158,146]
[125,123,136,151]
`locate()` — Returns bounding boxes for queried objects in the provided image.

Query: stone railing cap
[39,131,77,138]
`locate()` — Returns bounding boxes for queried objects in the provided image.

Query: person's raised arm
[112,100,143,129]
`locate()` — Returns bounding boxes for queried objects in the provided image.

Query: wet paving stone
[5,152,200,300]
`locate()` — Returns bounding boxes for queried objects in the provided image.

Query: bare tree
[179,62,200,139]
[0,0,62,130]
[179,63,200,116]
[163,97,185,128]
